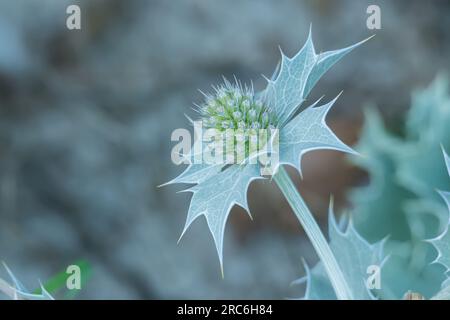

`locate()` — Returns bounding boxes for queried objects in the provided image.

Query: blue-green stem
[273,166,353,300]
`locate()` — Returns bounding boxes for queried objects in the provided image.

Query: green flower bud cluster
[198,83,278,164]
[200,86,277,131]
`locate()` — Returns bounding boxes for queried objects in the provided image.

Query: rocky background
[0,0,448,298]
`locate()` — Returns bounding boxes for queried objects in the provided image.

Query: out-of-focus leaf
[349,77,450,299]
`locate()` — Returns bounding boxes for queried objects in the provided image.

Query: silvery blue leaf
[162,135,225,186]
[163,163,223,185]
[264,27,372,125]
[279,94,356,176]
[179,164,263,272]
[292,262,335,300]
[297,203,385,300]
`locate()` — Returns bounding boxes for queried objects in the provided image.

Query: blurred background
[0,0,449,299]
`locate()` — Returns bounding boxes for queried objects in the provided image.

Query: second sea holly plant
[165,29,376,300]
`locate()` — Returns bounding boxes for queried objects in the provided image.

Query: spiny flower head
[198,79,278,131]
[196,79,278,162]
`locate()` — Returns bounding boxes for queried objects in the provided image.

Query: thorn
[329,194,335,214]
[177,227,188,244]
[366,34,376,41]
[310,95,325,108]
[298,169,304,180]
[233,75,239,87]
[184,113,195,125]
[190,107,201,115]
[261,74,271,83]
[278,45,285,57]
[320,92,343,114]
[355,34,376,47]
[222,76,233,89]
[306,24,315,55]
[198,89,209,98]
[176,188,194,194]
[336,90,344,99]
[157,180,172,188]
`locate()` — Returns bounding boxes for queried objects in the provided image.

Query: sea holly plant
[165,29,375,300]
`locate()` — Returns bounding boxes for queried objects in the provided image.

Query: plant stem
[273,166,353,300]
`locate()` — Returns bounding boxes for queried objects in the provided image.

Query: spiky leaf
[398,77,450,199]
[349,78,450,298]
[164,163,223,185]
[350,108,414,243]
[179,164,263,270]
[264,29,371,125]
[298,207,384,300]
[279,95,355,175]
